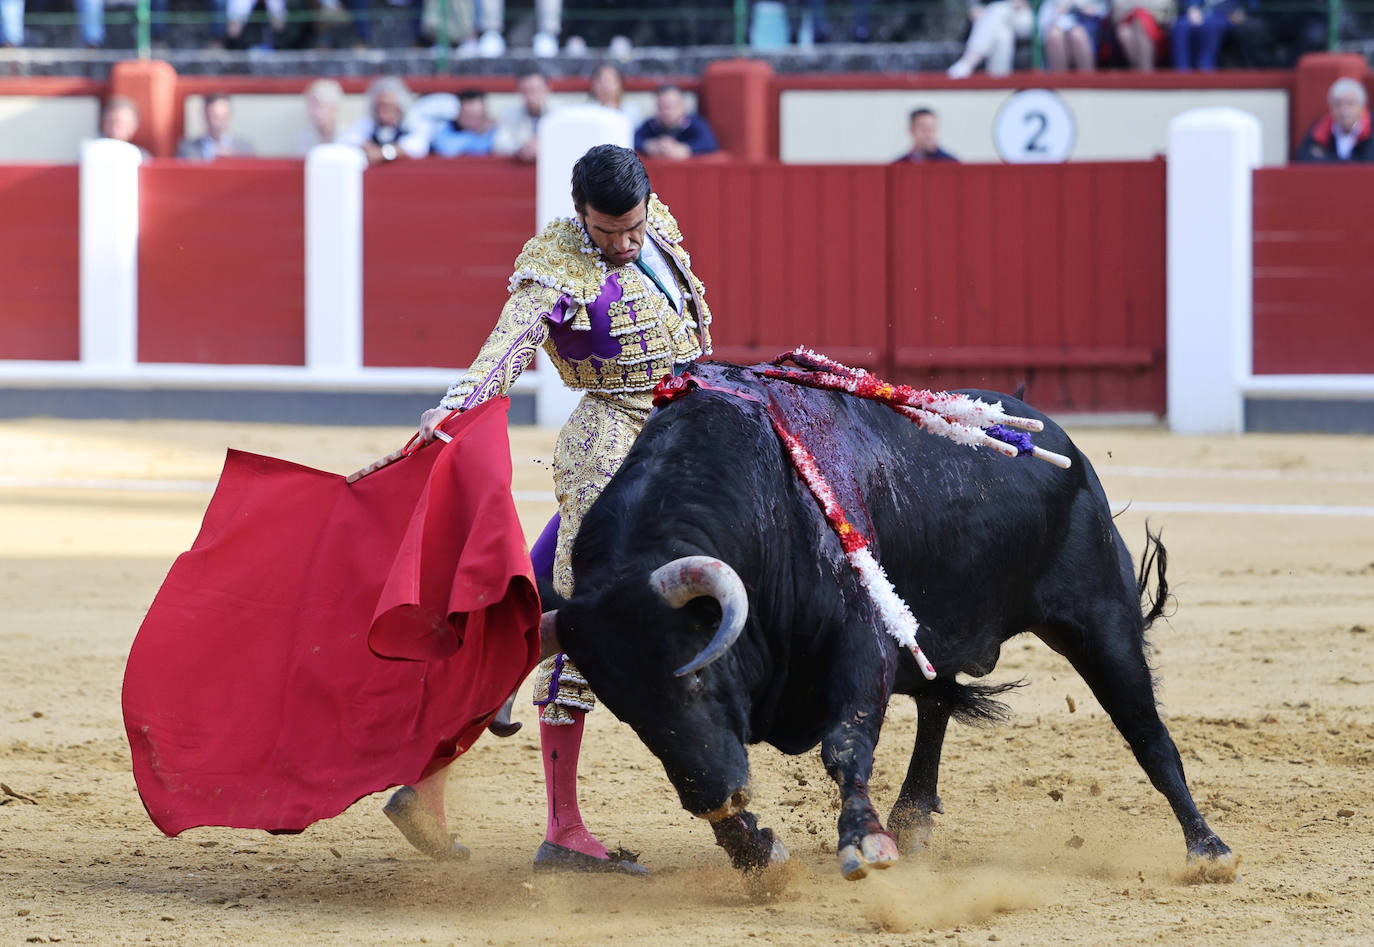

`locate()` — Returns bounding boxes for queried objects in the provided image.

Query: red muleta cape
[122,397,540,837]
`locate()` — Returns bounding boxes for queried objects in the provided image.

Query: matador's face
[580,199,649,268]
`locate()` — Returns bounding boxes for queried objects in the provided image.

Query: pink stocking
[413,766,448,830]
[541,712,608,858]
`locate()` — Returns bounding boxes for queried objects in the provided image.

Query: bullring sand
[2,418,1372,945]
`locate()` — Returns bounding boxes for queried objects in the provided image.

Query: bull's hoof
[887,799,940,855]
[1184,839,1240,884]
[838,832,900,881]
[383,786,470,861]
[888,811,935,855]
[744,836,794,900]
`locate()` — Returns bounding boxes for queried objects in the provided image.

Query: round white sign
[993,89,1076,164]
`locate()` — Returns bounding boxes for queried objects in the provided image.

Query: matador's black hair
[571,144,650,217]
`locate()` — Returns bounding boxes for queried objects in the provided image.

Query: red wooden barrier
[138,160,305,364]
[888,161,1166,412]
[1,158,1176,415]
[0,165,80,360]
[1253,166,1374,376]
[361,159,535,367]
[649,161,891,372]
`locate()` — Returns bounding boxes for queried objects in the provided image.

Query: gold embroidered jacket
[440,195,713,411]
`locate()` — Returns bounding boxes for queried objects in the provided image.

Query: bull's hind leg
[887,694,951,853]
[822,704,900,880]
[1037,614,1236,880]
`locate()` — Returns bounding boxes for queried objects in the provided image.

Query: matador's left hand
[419,406,450,442]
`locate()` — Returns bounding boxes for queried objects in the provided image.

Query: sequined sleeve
[438,285,559,411]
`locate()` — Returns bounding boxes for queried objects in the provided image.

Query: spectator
[339,77,432,165]
[1040,0,1108,71]
[1248,6,1324,68]
[802,0,873,42]
[475,0,563,56]
[177,94,256,161]
[79,0,102,47]
[430,89,497,157]
[1171,0,1235,71]
[589,62,640,126]
[893,108,958,163]
[225,0,287,49]
[634,85,719,160]
[1113,0,1172,70]
[0,0,23,46]
[1295,78,1373,163]
[947,1,1034,79]
[296,79,344,156]
[313,0,375,48]
[421,0,476,50]
[99,96,152,160]
[77,0,169,47]
[493,70,553,162]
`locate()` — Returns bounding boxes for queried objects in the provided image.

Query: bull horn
[649,556,749,677]
[539,610,561,659]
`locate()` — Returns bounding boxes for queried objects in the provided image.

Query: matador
[383,144,711,874]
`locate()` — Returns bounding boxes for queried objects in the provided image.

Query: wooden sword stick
[345,430,452,484]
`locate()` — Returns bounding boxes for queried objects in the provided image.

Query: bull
[538,361,1236,882]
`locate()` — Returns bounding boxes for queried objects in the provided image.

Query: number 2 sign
[993,89,1076,164]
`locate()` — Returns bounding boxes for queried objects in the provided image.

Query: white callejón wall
[1166,108,1260,435]
[79,138,142,370]
[305,143,368,376]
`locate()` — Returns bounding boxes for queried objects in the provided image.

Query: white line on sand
[1111,501,1374,518]
[0,476,216,492]
[1101,465,1374,484]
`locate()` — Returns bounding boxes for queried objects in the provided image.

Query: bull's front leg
[710,809,789,873]
[822,705,900,880]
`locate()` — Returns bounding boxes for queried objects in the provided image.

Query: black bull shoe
[533,841,649,876]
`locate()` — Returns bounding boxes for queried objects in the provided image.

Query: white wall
[781,88,1291,166]
[0,96,102,162]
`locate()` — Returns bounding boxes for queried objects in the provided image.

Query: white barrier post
[305,144,368,375]
[533,106,634,428]
[79,138,142,369]
[1166,108,1261,435]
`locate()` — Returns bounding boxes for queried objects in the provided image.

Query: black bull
[540,362,1236,881]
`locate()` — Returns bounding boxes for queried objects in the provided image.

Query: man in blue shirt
[431,89,497,158]
[634,84,719,159]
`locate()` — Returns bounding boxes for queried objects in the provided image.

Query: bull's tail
[1136,525,1172,631]
[925,676,1024,727]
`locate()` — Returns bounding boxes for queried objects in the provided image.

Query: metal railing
[0,0,1362,67]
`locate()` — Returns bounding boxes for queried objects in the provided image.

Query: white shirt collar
[1333,122,1359,160]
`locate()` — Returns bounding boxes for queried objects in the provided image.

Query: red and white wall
[2,55,1372,429]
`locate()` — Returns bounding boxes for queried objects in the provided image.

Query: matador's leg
[532,394,650,875]
[383,766,470,861]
